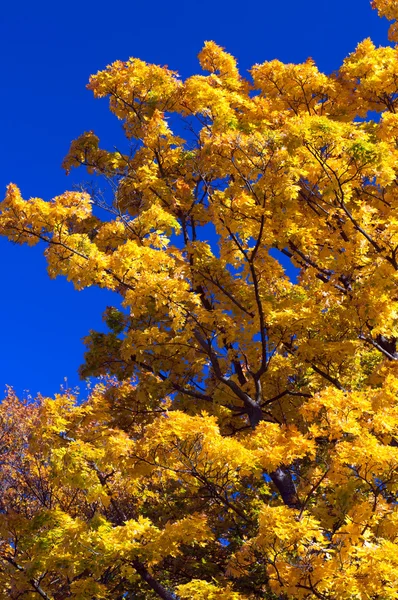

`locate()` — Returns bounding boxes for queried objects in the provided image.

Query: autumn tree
[2,1,398,597]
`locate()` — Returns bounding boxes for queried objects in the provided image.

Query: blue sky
[0,0,389,397]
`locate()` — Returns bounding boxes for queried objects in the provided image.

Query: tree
[1,1,398,597]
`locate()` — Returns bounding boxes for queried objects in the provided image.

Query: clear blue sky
[0,0,389,398]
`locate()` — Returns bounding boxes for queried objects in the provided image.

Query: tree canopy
[2,1,398,598]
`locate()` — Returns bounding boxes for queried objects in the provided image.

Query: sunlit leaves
[3,3,398,598]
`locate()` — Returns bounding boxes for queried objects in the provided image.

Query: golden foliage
[3,3,398,598]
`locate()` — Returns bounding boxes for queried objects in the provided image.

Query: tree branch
[3,557,53,600]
